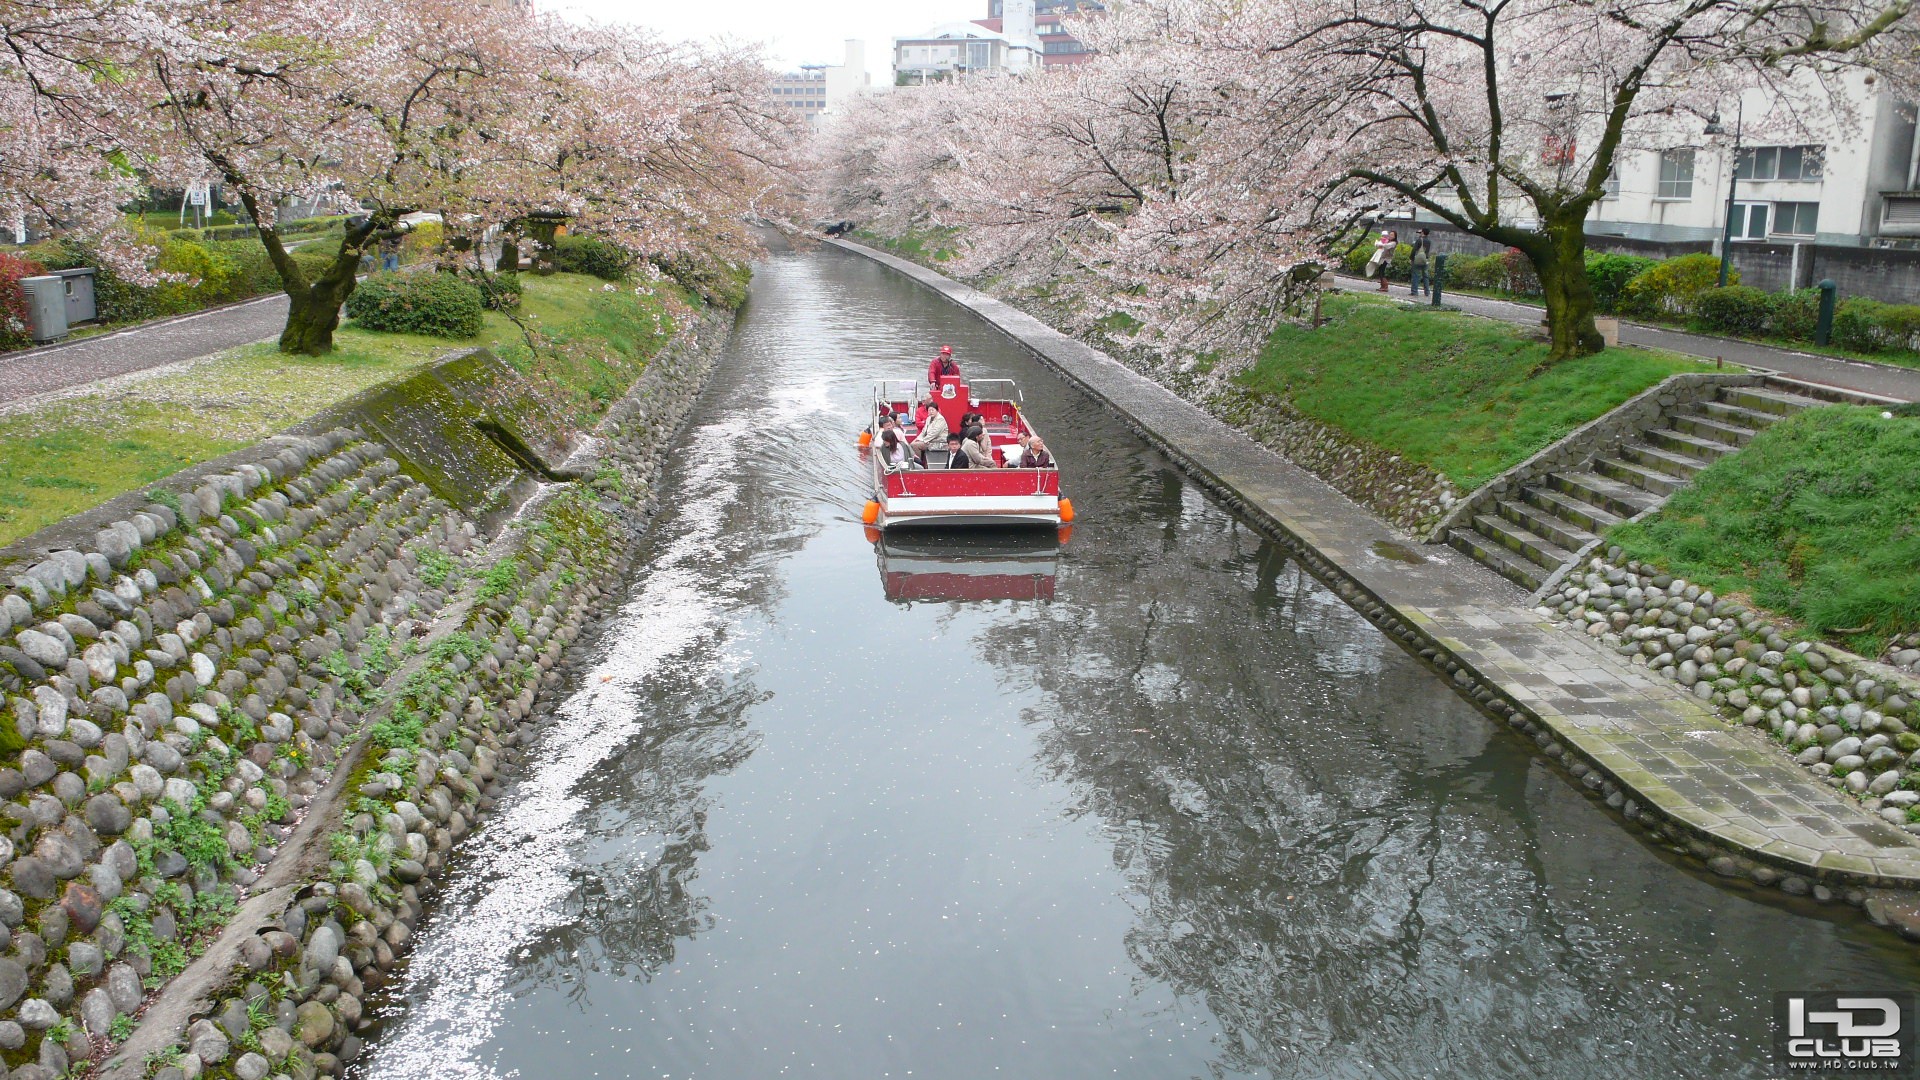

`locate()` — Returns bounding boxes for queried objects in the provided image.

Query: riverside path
[355,243,1920,1080]
[0,293,289,407]
[1336,273,1920,402]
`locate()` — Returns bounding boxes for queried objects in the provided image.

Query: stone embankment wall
[1007,305,1463,537]
[1545,552,1920,832]
[0,308,732,1080]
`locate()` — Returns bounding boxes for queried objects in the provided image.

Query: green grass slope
[1236,295,1713,489]
[1609,405,1920,653]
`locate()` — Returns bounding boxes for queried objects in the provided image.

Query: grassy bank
[1236,294,1715,489]
[0,272,688,545]
[1609,405,1920,654]
[855,228,959,263]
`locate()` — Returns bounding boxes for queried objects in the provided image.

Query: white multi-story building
[770,40,873,128]
[1588,80,1916,251]
[893,22,1032,82]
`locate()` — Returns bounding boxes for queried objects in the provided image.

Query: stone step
[1547,470,1662,518]
[1641,426,1738,463]
[1495,497,1597,554]
[1472,512,1575,570]
[1448,527,1548,591]
[1696,398,1786,431]
[1763,374,1905,407]
[1619,440,1711,479]
[1722,384,1823,416]
[1594,454,1685,496]
[1521,485,1627,534]
[1667,410,1758,447]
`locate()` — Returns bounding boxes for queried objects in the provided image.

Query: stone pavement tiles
[837,238,1920,888]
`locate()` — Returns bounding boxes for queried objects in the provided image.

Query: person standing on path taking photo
[1408,228,1432,298]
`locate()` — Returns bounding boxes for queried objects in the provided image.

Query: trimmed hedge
[553,234,634,280]
[1584,252,1657,314]
[1621,253,1731,318]
[1692,285,1773,336]
[344,271,484,337]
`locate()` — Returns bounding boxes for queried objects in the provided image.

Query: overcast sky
[547,0,972,80]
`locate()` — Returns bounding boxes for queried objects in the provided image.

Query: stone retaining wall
[1427,372,1758,543]
[1544,552,1920,830]
[0,305,733,1080]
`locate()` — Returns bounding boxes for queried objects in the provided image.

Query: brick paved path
[840,238,1920,889]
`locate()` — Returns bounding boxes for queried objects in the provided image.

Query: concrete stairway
[1447,380,1833,592]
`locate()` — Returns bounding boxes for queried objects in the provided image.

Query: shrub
[1496,248,1540,295]
[1832,297,1888,352]
[1692,286,1774,337]
[1621,253,1732,318]
[1442,252,1505,290]
[476,271,522,312]
[403,219,444,262]
[151,236,243,313]
[1584,252,1657,313]
[344,271,483,337]
[0,251,46,351]
[1873,302,1920,353]
[552,234,633,280]
[1771,288,1821,342]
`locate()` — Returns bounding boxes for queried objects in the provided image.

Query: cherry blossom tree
[825,0,1917,364]
[1,0,153,275]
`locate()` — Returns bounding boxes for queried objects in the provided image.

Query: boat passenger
[879,428,915,471]
[944,432,970,468]
[1003,432,1031,468]
[913,394,937,429]
[928,345,960,386]
[910,404,949,457]
[961,424,997,469]
[1025,436,1054,469]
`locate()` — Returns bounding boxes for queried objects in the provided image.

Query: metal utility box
[20,275,68,343]
[54,267,96,323]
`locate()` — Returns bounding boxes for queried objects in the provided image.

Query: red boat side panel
[884,470,1060,498]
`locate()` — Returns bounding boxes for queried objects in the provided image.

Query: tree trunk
[1524,213,1605,363]
[277,254,362,355]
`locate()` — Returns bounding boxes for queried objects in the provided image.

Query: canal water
[360,245,1920,1079]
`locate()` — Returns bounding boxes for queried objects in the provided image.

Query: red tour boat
[860,360,1072,530]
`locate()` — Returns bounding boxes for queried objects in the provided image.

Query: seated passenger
[910,405,949,456]
[944,432,970,468]
[1025,436,1054,469]
[1003,432,1031,468]
[878,429,915,471]
[928,345,960,386]
[961,424,997,469]
[913,394,936,429]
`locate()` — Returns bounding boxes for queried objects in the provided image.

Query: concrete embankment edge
[828,238,1920,927]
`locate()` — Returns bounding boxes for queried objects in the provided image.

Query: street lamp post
[1707,101,1744,289]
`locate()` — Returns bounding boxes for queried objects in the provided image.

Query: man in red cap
[927,345,960,387]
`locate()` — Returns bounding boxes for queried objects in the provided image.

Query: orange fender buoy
[857,430,872,448]
[1058,497,1075,523]
[861,500,881,525]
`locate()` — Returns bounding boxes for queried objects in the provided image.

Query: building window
[1600,167,1619,198]
[1772,201,1819,236]
[1657,149,1695,199]
[1736,145,1824,182]
[1731,203,1770,240]
[1043,39,1084,53]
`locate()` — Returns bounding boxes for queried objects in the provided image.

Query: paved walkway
[836,238,1920,890]
[0,293,288,407]
[1336,274,1920,402]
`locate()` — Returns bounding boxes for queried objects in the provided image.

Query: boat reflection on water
[869,528,1063,602]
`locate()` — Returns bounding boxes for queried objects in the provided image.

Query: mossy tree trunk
[1512,211,1604,362]
[235,187,394,356]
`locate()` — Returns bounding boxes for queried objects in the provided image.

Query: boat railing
[968,378,1023,405]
